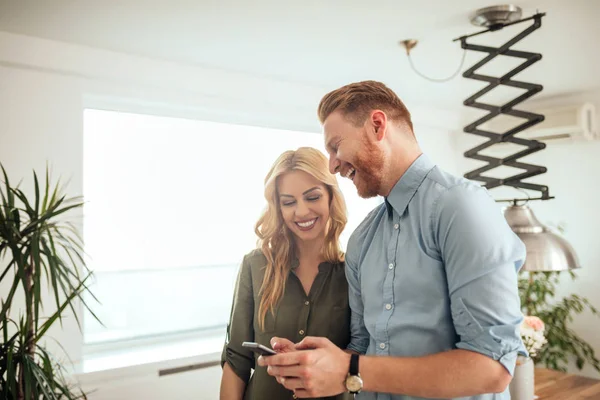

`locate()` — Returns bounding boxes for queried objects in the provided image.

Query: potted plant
[519,270,600,373]
[0,166,99,399]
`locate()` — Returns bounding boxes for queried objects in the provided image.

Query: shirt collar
[290,257,334,272]
[385,153,435,217]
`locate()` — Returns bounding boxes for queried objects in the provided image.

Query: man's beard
[353,135,385,199]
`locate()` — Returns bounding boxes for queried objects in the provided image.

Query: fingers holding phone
[270,337,295,353]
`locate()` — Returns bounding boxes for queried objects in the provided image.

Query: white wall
[0,31,461,399]
[455,91,600,379]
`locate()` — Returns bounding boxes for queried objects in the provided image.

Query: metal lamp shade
[503,204,580,272]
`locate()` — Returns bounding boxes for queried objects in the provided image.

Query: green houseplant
[519,269,600,373]
[0,166,99,399]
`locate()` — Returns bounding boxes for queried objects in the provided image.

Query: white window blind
[83,109,380,345]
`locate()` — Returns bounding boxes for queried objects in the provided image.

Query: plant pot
[509,355,535,400]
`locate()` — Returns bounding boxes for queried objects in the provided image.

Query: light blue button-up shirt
[346,154,527,400]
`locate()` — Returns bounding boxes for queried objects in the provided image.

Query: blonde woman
[220,147,350,400]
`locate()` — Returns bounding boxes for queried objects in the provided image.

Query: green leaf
[12,187,35,217]
[31,170,40,219]
[7,343,16,395]
[0,277,21,323]
[1,164,15,211]
[42,165,51,213]
[36,273,94,339]
[23,354,33,400]
[0,259,17,289]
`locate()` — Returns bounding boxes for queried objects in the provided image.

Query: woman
[220,147,350,400]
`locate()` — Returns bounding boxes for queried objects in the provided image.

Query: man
[259,80,527,400]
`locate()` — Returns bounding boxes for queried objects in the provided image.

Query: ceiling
[1,0,599,112]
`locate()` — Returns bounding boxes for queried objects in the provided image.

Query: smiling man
[259,80,528,400]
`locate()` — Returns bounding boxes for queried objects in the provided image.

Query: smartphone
[242,341,277,356]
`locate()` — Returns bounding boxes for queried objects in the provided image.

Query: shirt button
[385,304,392,310]
[304,301,310,306]
[299,330,305,336]
[388,263,394,269]
[379,343,386,349]
[394,223,399,230]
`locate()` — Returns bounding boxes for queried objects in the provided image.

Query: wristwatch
[345,353,363,395]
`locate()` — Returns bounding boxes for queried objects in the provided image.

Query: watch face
[345,375,363,393]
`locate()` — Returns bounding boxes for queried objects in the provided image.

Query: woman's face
[277,170,330,244]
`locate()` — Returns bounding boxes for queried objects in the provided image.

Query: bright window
[83,109,380,346]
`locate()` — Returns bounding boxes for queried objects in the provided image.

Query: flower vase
[509,355,535,400]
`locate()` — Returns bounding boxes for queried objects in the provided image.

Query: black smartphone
[242,341,277,356]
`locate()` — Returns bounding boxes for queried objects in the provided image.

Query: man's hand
[258,337,351,398]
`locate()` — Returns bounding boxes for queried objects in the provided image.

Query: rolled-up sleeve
[345,234,370,354]
[221,254,255,383]
[434,184,528,375]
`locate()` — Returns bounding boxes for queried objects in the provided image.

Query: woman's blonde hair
[255,147,347,331]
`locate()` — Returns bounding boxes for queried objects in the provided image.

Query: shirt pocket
[328,305,351,348]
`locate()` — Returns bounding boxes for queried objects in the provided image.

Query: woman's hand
[270,336,296,353]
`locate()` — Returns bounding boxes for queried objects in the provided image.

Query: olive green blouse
[221,249,351,400]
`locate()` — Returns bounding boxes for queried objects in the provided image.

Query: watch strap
[349,353,359,376]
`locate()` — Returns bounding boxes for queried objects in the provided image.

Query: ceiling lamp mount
[399,39,418,56]
[470,4,523,29]
[459,12,549,202]
[455,6,579,272]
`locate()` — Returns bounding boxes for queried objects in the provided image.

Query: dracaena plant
[0,165,99,399]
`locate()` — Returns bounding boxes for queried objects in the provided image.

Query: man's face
[323,111,385,198]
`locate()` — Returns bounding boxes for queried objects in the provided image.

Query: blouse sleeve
[220,253,255,383]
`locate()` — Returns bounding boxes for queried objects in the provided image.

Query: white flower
[520,315,547,357]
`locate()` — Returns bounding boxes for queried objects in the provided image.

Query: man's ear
[370,110,387,141]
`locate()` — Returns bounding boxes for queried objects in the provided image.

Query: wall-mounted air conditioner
[482,102,598,143]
